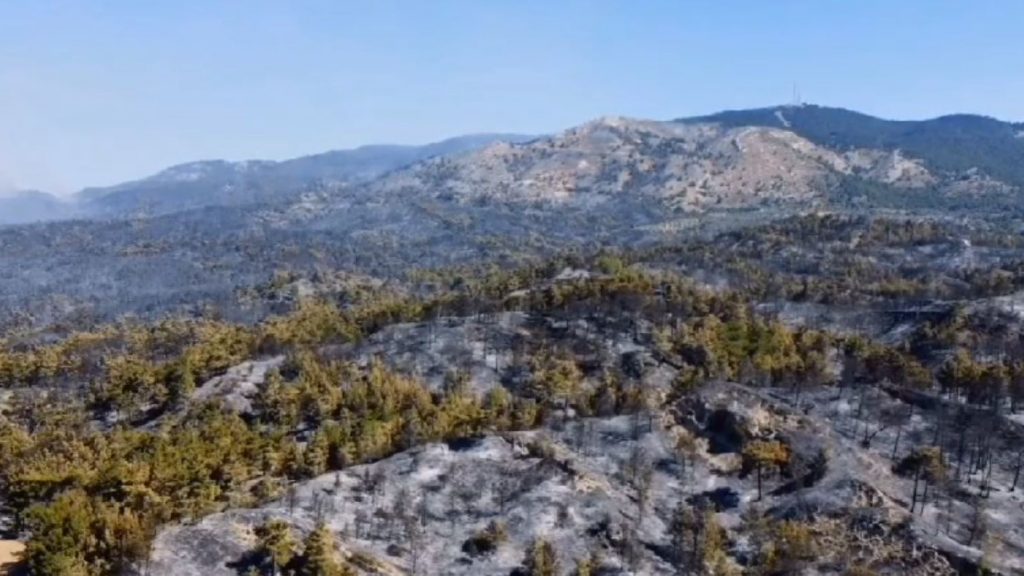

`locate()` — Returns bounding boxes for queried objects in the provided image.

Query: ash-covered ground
[147,312,1023,575]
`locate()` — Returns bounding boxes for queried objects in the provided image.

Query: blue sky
[1,0,1022,193]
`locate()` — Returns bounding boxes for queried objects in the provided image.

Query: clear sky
[1,0,1022,194]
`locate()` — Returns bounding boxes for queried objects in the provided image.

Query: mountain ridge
[0,189,74,225]
[72,133,536,219]
[678,104,1024,188]
[0,134,536,226]
[4,104,1024,228]
[290,108,1020,225]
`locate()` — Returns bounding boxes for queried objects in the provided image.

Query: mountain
[12,105,1024,227]
[360,117,844,210]
[679,104,1024,190]
[297,106,1023,221]
[73,133,535,219]
[5,105,1024,330]
[289,110,1022,226]
[0,190,72,225]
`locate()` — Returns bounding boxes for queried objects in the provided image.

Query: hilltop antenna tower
[791,83,802,107]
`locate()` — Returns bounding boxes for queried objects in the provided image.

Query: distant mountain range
[1,133,535,225]
[3,104,1024,329]
[3,104,1023,228]
[269,105,1024,227]
[0,190,74,226]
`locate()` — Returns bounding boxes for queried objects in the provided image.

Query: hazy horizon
[3,0,1023,194]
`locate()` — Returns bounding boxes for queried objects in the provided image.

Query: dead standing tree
[896,446,945,514]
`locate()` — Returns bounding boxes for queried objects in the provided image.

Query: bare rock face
[843,148,937,188]
[191,356,285,414]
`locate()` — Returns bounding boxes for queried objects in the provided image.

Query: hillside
[4,107,1024,333]
[0,190,72,225]
[5,107,1024,574]
[350,115,974,209]
[0,134,534,226]
[284,110,1024,230]
[7,104,1024,230]
[74,133,535,219]
[681,104,1024,191]
[6,105,1023,230]
[5,233,1024,574]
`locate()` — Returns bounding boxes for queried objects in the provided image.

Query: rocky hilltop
[325,115,974,214]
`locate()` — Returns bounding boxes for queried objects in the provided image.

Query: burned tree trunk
[1013,448,1023,492]
[911,464,922,514]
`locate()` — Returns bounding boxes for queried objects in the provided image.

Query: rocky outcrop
[362,119,850,212]
[191,356,285,414]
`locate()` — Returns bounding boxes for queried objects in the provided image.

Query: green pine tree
[297,523,351,576]
[255,519,298,576]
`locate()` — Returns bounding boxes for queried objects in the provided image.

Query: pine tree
[523,538,561,576]
[297,523,351,576]
[303,433,330,478]
[743,440,790,500]
[255,519,298,576]
[670,501,701,570]
[167,351,198,407]
[574,551,601,576]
